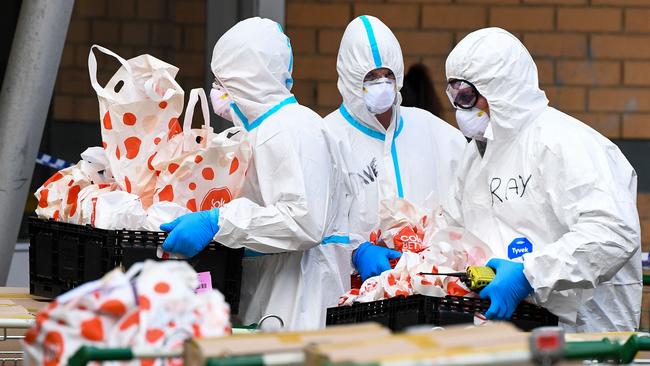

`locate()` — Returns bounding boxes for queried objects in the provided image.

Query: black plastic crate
[29,218,118,287]
[28,217,243,313]
[327,294,558,332]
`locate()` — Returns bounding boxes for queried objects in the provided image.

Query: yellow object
[466,266,496,290]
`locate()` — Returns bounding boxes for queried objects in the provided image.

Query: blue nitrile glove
[479,258,534,320]
[352,242,402,282]
[160,208,220,257]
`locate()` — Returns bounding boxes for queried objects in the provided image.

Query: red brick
[354,3,419,29]
[53,95,74,121]
[456,0,519,3]
[74,0,106,18]
[421,57,447,86]
[75,96,100,122]
[593,0,650,5]
[292,81,316,108]
[623,113,650,139]
[422,5,486,30]
[490,7,554,31]
[642,219,650,251]
[589,89,650,112]
[177,76,203,92]
[592,35,650,59]
[524,33,587,58]
[287,3,351,28]
[638,193,650,219]
[182,25,205,51]
[523,0,586,3]
[395,31,452,56]
[292,56,338,82]
[625,62,650,86]
[318,29,345,55]
[535,59,554,85]
[403,57,422,75]
[558,8,621,32]
[388,0,450,2]
[151,24,175,48]
[137,0,168,20]
[67,20,90,44]
[176,0,206,24]
[287,28,316,55]
[91,20,120,45]
[60,46,75,67]
[174,52,204,78]
[570,113,620,139]
[556,61,620,86]
[544,86,586,112]
[626,9,650,32]
[58,69,91,94]
[107,0,135,18]
[174,27,183,50]
[317,82,341,107]
[122,22,150,46]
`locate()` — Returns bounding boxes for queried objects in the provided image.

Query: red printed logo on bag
[43,331,64,366]
[393,226,424,253]
[200,187,232,210]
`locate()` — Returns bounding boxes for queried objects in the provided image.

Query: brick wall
[286,0,650,250]
[53,0,206,122]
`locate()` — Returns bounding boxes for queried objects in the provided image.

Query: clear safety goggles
[446,79,479,110]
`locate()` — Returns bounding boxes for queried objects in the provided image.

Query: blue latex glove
[479,258,534,320]
[160,208,220,257]
[353,242,402,282]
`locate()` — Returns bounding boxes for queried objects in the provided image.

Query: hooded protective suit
[210,17,351,330]
[324,15,466,245]
[445,27,641,332]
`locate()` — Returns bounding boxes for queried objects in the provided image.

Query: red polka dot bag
[89,45,185,209]
[23,260,231,366]
[151,88,251,213]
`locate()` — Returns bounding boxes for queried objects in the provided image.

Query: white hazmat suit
[211,17,351,330]
[324,15,466,245]
[445,27,641,332]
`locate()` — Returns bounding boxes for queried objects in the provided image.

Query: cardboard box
[184,323,390,366]
[307,322,531,366]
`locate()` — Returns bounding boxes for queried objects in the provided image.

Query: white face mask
[363,77,396,114]
[456,107,490,141]
[210,85,233,121]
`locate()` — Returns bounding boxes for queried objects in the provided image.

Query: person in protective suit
[160,17,352,330]
[445,27,641,332]
[324,15,467,281]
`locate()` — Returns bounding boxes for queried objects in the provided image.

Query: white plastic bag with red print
[151,88,251,213]
[35,147,116,223]
[377,198,430,253]
[89,45,185,208]
[22,260,231,366]
[339,198,492,305]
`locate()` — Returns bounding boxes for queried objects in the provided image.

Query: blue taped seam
[244,249,268,257]
[391,116,404,198]
[339,104,385,141]
[233,96,297,132]
[322,235,351,245]
[360,15,382,68]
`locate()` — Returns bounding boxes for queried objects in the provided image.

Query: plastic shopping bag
[89,45,185,208]
[23,260,231,366]
[151,88,251,212]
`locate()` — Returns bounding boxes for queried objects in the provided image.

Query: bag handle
[182,88,211,131]
[88,44,133,99]
[180,88,211,148]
